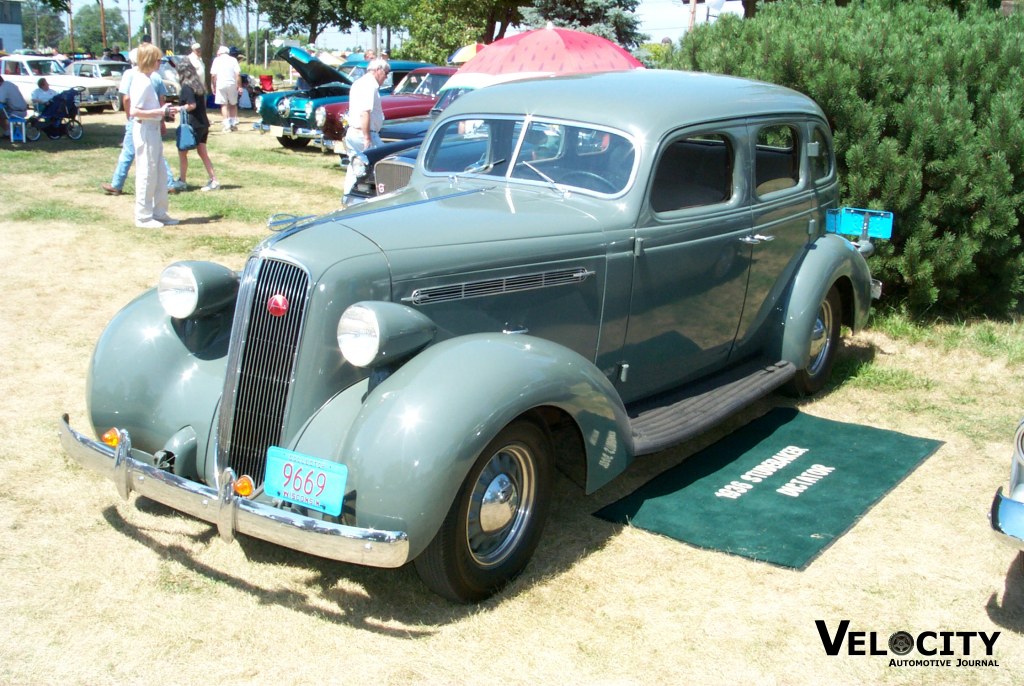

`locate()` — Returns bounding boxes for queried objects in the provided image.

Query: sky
[65,0,746,55]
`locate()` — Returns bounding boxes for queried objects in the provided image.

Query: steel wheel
[786,286,841,396]
[415,419,553,603]
[67,118,84,140]
[25,121,41,142]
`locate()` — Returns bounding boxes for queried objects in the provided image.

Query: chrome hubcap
[466,443,535,567]
[807,297,834,376]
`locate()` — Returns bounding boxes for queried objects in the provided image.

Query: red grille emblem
[267,294,289,317]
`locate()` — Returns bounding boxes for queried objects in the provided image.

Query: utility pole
[688,0,697,32]
[98,0,108,49]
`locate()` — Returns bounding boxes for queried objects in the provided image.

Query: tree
[519,0,647,48]
[72,4,129,53]
[672,0,1024,316]
[260,0,359,45]
[21,0,67,50]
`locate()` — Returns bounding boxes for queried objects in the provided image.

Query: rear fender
[292,333,633,560]
[775,233,872,367]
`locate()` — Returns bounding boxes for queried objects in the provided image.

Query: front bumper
[59,414,410,568]
[991,488,1024,549]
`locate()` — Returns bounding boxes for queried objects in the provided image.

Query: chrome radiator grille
[219,257,309,487]
[373,159,414,195]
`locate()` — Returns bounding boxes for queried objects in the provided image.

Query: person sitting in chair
[0,74,29,136]
[31,78,57,110]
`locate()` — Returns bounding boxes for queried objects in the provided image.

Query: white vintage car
[0,54,118,112]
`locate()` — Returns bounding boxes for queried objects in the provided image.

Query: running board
[628,360,796,456]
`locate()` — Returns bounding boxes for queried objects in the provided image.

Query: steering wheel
[558,171,616,193]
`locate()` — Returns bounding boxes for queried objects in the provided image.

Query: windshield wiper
[449,158,506,184]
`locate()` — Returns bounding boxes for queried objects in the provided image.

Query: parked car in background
[254,46,354,149]
[156,56,181,103]
[68,60,131,111]
[340,72,527,205]
[989,418,1024,553]
[338,58,435,93]
[316,66,456,152]
[60,70,882,603]
[1,54,118,112]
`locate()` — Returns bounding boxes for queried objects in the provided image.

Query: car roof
[72,59,127,65]
[438,70,826,136]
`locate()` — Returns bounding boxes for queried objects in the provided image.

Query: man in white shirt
[30,78,58,110]
[342,58,389,200]
[210,45,241,131]
[188,43,205,76]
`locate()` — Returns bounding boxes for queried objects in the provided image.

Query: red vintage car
[315,66,456,151]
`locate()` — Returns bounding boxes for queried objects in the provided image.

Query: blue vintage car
[255,48,432,150]
[61,70,883,603]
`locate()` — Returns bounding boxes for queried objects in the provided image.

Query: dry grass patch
[1,113,1022,685]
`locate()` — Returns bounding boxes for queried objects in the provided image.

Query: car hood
[275,47,352,88]
[330,184,610,276]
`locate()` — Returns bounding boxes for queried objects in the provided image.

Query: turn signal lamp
[233,475,255,498]
[101,428,120,448]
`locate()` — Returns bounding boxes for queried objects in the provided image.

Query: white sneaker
[136,219,164,229]
[154,215,179,226]
[172,179,187,191]
[200,179,220,192]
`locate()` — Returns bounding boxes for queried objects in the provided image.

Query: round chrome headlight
[158,264,199,319]
[337,302,437,368]
[337,305,380,367]
[315,106,327,128]
[349,153,368,179]
[277,97,289,115]
[304,101,313,117]
[157,261,239,320]
[254,94,263,111]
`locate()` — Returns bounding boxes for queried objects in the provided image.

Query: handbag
[176,109,198,151]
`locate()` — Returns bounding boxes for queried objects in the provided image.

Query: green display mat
[594,408,943,568]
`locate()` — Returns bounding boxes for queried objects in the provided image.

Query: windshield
[27,59,66,76]
[422,116,636,195]
[99,63,129,77]
[393,71,451,97]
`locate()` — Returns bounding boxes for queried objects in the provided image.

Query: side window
[755,124,800,196]
[650,134,733,213]
[810,126,833,182]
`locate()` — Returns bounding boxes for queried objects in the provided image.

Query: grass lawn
[1,108,1022,685]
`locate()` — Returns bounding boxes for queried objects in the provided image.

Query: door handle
[738,234,776,245]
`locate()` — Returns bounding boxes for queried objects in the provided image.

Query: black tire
[67,119,84,140]
[785,285,841,396]
[25,121,41,142]
[277,136,310,149]
[414,419,554,603]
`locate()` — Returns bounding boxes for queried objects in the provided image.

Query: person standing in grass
[210,45,241,132]
[130,42,179,229]
[174,61,219,192]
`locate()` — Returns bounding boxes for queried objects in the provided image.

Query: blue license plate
[264,446,347,517]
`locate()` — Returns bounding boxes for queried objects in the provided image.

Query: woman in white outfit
[130,43,179,229]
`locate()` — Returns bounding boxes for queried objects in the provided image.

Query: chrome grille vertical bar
[217,257,310,488]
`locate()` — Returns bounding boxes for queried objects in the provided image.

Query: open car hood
[275,47,353,88]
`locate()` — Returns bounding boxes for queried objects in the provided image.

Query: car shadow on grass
[985,554,1024,632]
[96,336,886,627]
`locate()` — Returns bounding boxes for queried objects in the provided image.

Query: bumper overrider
[58,415,410,568]
[990,419,1024,548]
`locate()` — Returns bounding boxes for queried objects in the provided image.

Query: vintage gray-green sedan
[60,70,880,602]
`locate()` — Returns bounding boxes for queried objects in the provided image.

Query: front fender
[293,333,632,560]
[87,288,231,479]
[776,233,873,367]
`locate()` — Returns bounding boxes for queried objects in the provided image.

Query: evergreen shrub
[668,0,1024,316]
